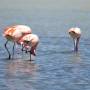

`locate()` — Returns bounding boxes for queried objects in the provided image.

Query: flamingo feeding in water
[3,25,32,59]
[18,33,39,61]
[68,27,81,52]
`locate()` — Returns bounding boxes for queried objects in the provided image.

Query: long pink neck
[17,33,30,44]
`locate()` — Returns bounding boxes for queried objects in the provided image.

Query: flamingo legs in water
[73,39,76,51]
[21,44,32,61]
[76,37,80,51]
[5,42,34,61]
[29,51,31,61]
[4,40,15,59]
[73,37,80,52]
[5,40,11,59]
[12,42,15,57]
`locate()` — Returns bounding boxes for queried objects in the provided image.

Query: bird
[3,25,32,59]
[68,27,81,52]
[18,33,39,61]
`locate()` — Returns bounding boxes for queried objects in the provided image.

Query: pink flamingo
[3,25,32,59]
[68,27,81,52]
[18,33,39,61]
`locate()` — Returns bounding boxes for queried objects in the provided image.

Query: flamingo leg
[21,44,24,51]
[21,45,28,53]
[4,40,11,59]
[29,51,31,61]
[73,39,76,51]
[75,37,80,52]
[73,38,80,52]
[12,42,15,57]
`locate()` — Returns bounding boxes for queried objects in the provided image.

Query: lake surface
[0,2,90,90]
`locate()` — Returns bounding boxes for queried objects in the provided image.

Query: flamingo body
[3,25,32,59]
[4,25,32,42]
[18,34,39,57]
[68,27,81,39]
[68,27,81,51]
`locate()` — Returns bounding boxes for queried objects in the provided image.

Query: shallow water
[0,3,90,90]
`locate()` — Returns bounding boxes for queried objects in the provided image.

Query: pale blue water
[0,4,90,90]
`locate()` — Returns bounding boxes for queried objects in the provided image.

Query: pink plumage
[3,25,32,59]
[18,34,39,56]
[68,27,81,51]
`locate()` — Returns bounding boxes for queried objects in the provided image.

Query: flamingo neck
[17,33,30,44]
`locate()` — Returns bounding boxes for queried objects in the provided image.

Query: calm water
[0,6,90,90]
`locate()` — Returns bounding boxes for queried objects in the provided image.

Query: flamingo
[3,25,32,59]
[68,27,81,52]
[18,33,39,61]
